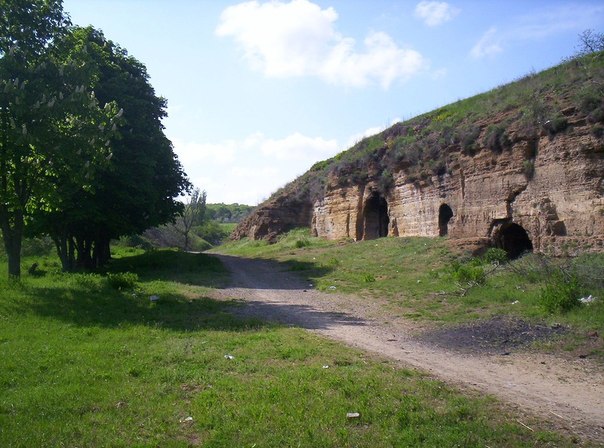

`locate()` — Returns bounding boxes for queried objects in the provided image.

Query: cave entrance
[438,204,453,236]
[363,193,389,240]
[495,223,533,259]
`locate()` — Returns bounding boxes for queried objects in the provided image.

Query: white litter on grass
[149,295,160,302]
[328,286,337,290]
[322,365,329,369]
[580,295,597,304]
[224,354,235,360]
[511,300,519,305]
[179,416,193,423]
[346,412,360,419]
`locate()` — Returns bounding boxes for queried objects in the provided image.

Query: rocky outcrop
[234,56,604,257]
[232,196,313,242]
[310,121,604,256]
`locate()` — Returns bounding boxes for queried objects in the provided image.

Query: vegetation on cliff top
[267,49,604,204]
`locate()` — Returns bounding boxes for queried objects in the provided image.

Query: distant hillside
[233,51,604,257]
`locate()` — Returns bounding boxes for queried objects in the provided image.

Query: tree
[174,188,206,251]
[31,26,189,270]
[0,0,119,277]
[576,29,604,56]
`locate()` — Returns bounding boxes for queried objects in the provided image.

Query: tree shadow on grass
[14,280,268,332]
[106,250,229,288]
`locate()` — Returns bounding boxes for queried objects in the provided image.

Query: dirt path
[210,254,604,444]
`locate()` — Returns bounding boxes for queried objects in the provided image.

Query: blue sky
[62,0,604,205]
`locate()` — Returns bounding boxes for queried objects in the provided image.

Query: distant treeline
[205,203,254,223]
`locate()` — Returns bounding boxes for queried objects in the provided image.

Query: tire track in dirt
[210,254,604,444]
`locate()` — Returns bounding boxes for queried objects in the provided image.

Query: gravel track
[209,254,604,444]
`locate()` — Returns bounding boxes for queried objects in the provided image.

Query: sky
[62,0,604,205]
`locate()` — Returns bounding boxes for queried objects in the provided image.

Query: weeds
[106,271,139,290]
[540,271,582,313]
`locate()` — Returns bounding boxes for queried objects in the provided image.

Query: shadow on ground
[9,281,266,332]
[227,299,368,331]
[214,254,333,291]
[107,251,229,288]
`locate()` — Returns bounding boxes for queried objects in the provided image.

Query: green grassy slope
[0,249,575,447]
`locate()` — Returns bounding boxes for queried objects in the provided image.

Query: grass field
[215,229,604,359]
[0,247,574,447]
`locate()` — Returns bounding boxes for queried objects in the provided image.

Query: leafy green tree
[32,26,189,270]
[173,188,206,251]
[0,0,119,277]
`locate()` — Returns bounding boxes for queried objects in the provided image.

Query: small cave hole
[362,193,389,240]
[495,223,533,259]
[438,204,453,237]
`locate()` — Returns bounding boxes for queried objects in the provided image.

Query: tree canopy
[0,1,189,276]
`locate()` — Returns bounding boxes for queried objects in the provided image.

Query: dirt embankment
[209,254,604,445]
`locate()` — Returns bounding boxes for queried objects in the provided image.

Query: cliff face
[234,56,604,257]
[312,118,604,256]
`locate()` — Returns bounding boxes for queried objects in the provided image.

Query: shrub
[451,261,486,285]
[377,169,394,194]
[459,125,481,156]
[587,107,604,123]
[523,160,535,180]
[540,270,582,313]
[483,125,511,153]
[542,115,568,137]
[591,123,604,138]
[294,239,311,249]
[107,272,139,290]
[362,273,376,283]
[482,248,508,265]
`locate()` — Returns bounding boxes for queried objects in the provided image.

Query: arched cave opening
[495,223,533,259]
[438,204,453,237]
[363,193,389,240]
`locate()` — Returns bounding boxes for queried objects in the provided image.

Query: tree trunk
[0,209,24,278]
[6,234,22,278]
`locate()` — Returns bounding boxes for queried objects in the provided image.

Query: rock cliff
[233,54,604,257]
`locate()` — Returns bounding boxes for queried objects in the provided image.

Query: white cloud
[172,130,342,205]
[172,138,236,165]
[470,27,502,59]
[216,0,427,88]
[260,132,338,160]
[414,1,460,27]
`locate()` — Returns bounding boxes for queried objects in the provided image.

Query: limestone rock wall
[311,124,604,255]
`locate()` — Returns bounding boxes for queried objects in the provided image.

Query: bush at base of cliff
[540,270,582,313]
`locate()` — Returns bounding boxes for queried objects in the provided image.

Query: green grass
[216,230,604,358]
[0,249,574,447]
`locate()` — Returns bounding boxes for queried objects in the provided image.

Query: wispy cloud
[470,27,502,59]
[216,0,427,88]
[470,3,604,59]
[414,1,460,27]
